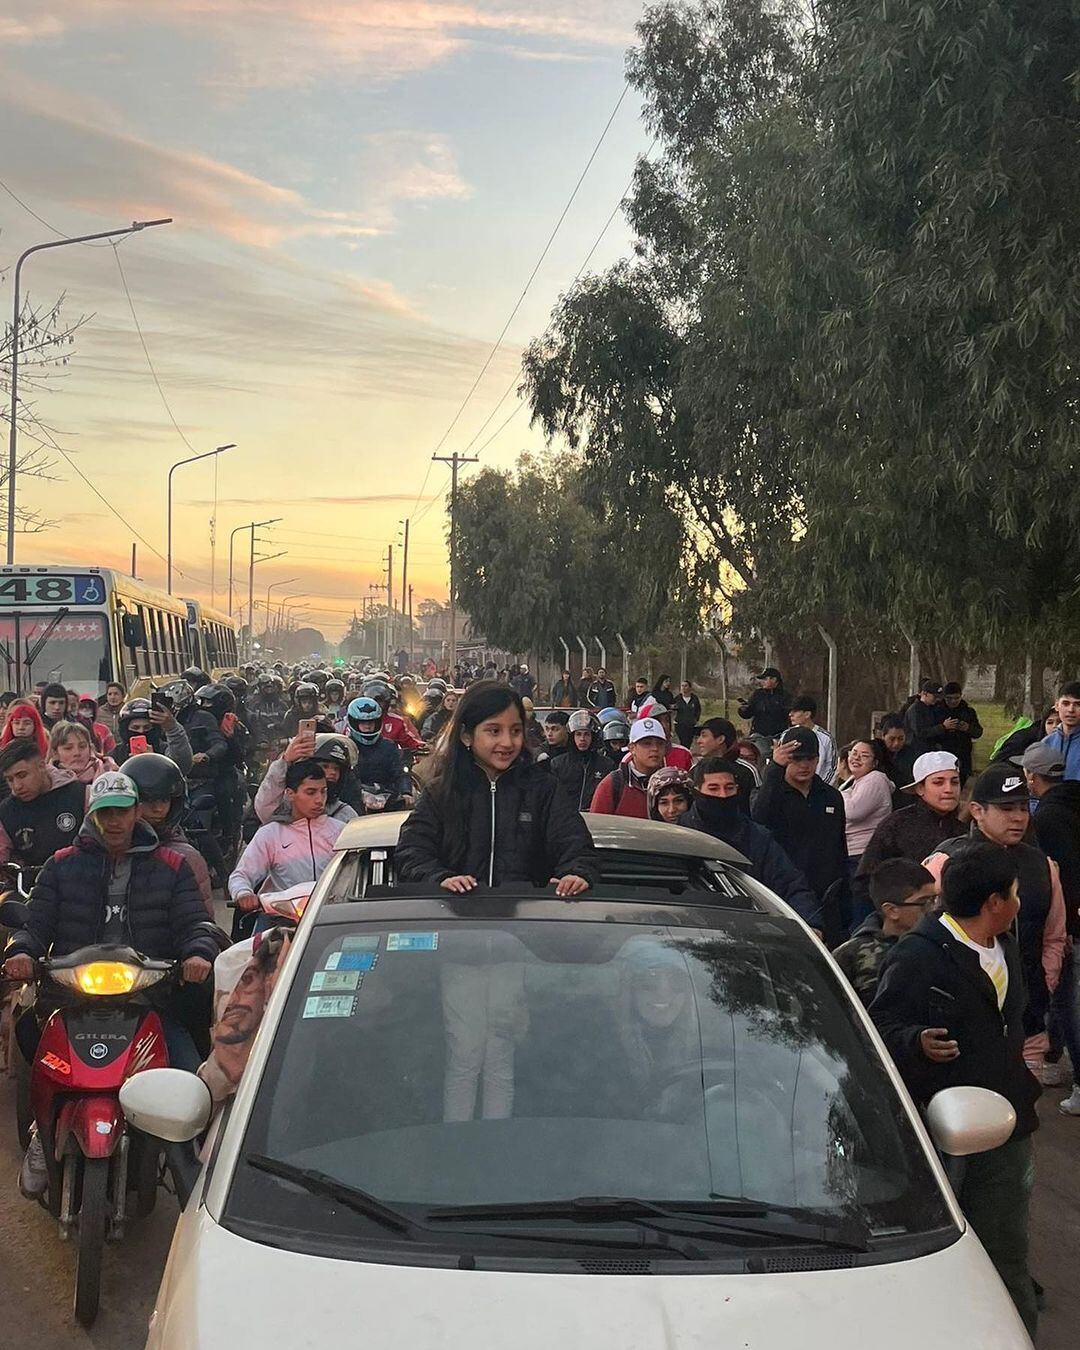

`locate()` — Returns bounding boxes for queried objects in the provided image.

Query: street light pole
[167,444,235,593]
[265,577,299,642]
[7,218,173,564]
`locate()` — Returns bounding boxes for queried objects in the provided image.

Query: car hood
[149,1211,1031,1350]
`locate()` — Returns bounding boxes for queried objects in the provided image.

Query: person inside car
[396,681,595,897]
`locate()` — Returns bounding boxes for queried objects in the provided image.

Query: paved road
[0,1076,1075,1348]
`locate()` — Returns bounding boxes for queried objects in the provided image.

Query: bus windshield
[0,614,110,695]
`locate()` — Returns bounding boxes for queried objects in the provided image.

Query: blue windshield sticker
[387,931,438,952]
[341,935,380,953]
[309,971,362,993]
[324,951,377,972]
[302,995,356,1019]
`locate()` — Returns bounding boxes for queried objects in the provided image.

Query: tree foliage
[521,0,1080,686]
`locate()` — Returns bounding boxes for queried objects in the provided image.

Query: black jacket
[856,799,966,881]
[551,679,578,708]
[355,736,406,797]
[926,700,983,780]
[737,688,790,738]
[991,722,1045,765]
[752,762,847,897]
[870,914,1040,1139]
[586,679,617,709]
[7,819,218,965]
[673,693,701,732]
[397,758,597,888]
[180,707,229,778]
[902,699,944,757]
[1032,781,1080,935]
[680,804,820,928]
[552,742,610,812]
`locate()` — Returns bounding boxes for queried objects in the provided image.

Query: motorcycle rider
[246,674,290,770]
[553,711,610,810]
[600,716,630,766]
[282,681,332,738]
[3,770,218,1193]
[324,678,346,726]
[0,739,85,867]
[124,752,213,917]
[194,682,248,865]
[362,678,425,754]
[228,760,345,917]
[113,695,194,775]
[254,732,360,824]
[345,696,408,804]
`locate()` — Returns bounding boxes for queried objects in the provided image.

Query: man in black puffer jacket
[551,712,609,811]
[2,771,217,1072]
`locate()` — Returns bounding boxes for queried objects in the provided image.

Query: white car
[123,817,1032,1349]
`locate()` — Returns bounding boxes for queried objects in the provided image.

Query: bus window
[148,609,163,675]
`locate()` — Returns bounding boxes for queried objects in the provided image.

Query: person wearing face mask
[47,720,118,784]
[681,757,819,927]
[396,681,595,896]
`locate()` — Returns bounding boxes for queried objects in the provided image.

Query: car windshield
[226,912,952,1258]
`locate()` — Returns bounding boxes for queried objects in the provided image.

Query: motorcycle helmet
[602,719,630,745]
[270,674,286,695]
[567,710,600,738]
[257,673,278,696]
[346,696,384,746]
[182,666,210,691]
[293,682,320,712]
[195,682,236,722]
[425,677,448,696]
[313,732,359,772]
[324,678,345,703]
[361,678,394,710]
[314,729,361,772]
[157,680,194,714]
[596,706,629,727]
[123,752,186,829]
[223,675,249,701]
[118,697,153,737]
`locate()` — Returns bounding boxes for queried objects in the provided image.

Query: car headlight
[50,961,168,996]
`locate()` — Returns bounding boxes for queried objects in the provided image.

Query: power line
[111,243,200,455]
[407,78,631,518]
[0,177,112,246]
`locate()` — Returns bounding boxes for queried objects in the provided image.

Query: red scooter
[0,900,180,1327]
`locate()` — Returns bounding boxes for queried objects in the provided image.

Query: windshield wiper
[426,1195,869,1252]
[245,1156,702,1258]
[246,1154,424,1239]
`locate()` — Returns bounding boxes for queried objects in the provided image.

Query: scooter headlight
[50,961,167,996]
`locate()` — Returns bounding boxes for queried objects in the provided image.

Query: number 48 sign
[0,575,106,606]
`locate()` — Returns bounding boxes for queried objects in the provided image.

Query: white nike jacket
[227,813,344,901]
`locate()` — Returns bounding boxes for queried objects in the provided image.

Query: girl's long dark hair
[426,681,527,826]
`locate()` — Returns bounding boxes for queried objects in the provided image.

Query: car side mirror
[925,1085,1016,1157]
[120,1068,212,1143]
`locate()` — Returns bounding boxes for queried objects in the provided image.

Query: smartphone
[928,986,957,1048]
[298,717,317,739]
[221,711,237,735]
[150,693,171,712]
[128,734,150,756]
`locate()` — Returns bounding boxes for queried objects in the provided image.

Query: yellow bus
[0,565,238,696]
[183,599,240,676]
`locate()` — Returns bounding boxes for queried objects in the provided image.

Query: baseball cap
[777,726,819,760]
[629,717,667,745]
[918,678,943,695]
[692,716,736,742]
[1012,743,1065,777]
[902,751,960,790]
[87,771,138,813]
[971,762,1030,807]
[753,666,782,681]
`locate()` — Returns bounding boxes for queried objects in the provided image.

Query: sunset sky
[0,1,648,640]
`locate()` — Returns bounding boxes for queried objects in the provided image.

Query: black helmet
[293,681,319,709]
[312,734,356,772]
[602,719,629,745]
[325,678,345,700]
[119,698,153,737]
[223,675,249,699]
[308,670,329,690]
[124,753,186,829]
[195,682,236,721]
[157,680,194,714]
[257,673,278,695]
[182,666,210,690]
[361,678,394,710]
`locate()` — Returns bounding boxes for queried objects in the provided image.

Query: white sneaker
[18,1129,47,1198]
[1058,1085,1080,1116]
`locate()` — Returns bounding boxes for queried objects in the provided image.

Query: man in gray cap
[1015,743,1080,1108]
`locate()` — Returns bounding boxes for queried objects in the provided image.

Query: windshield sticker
[341,935,380,953]
[309,970,362,993]
[387,931,439,952]
[324,951,377,972]
[302,995,357,1019]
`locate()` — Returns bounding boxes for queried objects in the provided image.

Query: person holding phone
[870,842,1041,1338]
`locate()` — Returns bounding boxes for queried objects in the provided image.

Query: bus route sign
[0,575,107,607]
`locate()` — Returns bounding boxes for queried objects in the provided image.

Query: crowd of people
[0,655,1076,1338]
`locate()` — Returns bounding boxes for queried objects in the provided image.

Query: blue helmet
[346,696,384,747]
[596,706,628,728]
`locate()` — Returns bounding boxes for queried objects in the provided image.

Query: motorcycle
[0,898,212,1327]
[1,864,41,1139]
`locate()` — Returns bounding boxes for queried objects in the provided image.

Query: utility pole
[385,545,394,668]
[399,517,410,665]
[408,583,414,670]
[432,451,478,674]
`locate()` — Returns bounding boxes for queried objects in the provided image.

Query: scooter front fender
[54,1096,125,1160]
